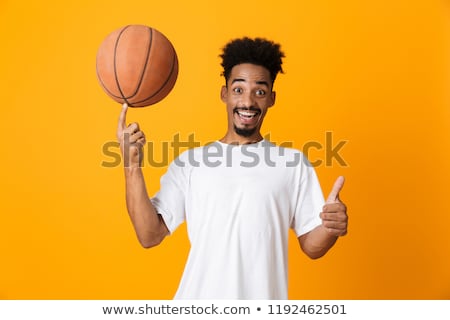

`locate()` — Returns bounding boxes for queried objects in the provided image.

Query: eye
[256,89,266,96]
[233,87,243,94]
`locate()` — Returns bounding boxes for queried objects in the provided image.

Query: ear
[220,86,227,102]
[268,91,276,108]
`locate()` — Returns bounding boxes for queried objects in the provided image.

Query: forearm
[299,225,338,259]
[124,167,168,248]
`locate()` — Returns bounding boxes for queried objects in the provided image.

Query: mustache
[233,106,262,114]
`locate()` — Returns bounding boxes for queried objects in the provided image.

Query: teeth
[238,111,257,118]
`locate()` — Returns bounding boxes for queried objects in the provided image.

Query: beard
[233,124,257,137]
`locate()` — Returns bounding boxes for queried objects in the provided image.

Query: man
[116,37,348,299]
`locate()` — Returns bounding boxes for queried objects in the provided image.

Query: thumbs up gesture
[320,176,348,237]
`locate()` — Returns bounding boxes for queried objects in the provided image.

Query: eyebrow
[231,78,270,88]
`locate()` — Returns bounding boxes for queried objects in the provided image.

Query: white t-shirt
[151,140,324,299]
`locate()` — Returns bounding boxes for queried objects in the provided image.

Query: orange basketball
[96,25,178,107]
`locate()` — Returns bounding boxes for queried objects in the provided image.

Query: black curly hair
[220,37,285,85]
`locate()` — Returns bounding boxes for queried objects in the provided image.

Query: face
[221,63,276,142]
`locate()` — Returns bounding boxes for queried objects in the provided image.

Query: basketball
[96,25,178,107]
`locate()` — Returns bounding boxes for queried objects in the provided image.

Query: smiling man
[221,62,273,142]
[116,37,348,299]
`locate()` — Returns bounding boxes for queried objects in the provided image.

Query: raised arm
[117,103,169,248]
[298,176,348,259]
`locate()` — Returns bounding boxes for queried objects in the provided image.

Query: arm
[299,176,348,259]
[298,225,338,259]
[124,167,169,248]
[117,104,169,248]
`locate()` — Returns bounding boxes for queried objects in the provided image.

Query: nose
[239,92,255,108]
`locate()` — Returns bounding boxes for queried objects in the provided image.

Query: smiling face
[220,63,276,144]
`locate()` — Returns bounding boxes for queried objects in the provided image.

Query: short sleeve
[291,155,325,237]
[151,153,189,234]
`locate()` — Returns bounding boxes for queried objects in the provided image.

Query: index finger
[117,103,128,132]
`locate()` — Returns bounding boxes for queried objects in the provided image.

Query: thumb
[117,103,128,133]
[326,176,345,204]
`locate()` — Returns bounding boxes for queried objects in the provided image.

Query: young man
[116,37,348,299]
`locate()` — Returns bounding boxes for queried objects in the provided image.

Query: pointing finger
[117,103,128,132]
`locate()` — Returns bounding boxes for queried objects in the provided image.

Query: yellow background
[1,0,449,299]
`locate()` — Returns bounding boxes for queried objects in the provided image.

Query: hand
[320,176,348,237]
[116,103,146,168]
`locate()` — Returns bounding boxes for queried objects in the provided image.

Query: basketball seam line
[96,28,132,103]
[111,26,153,102]
[128,27,153,101]
[132,46,177,105]
[113,25,131,105]
[96,54,120,100]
